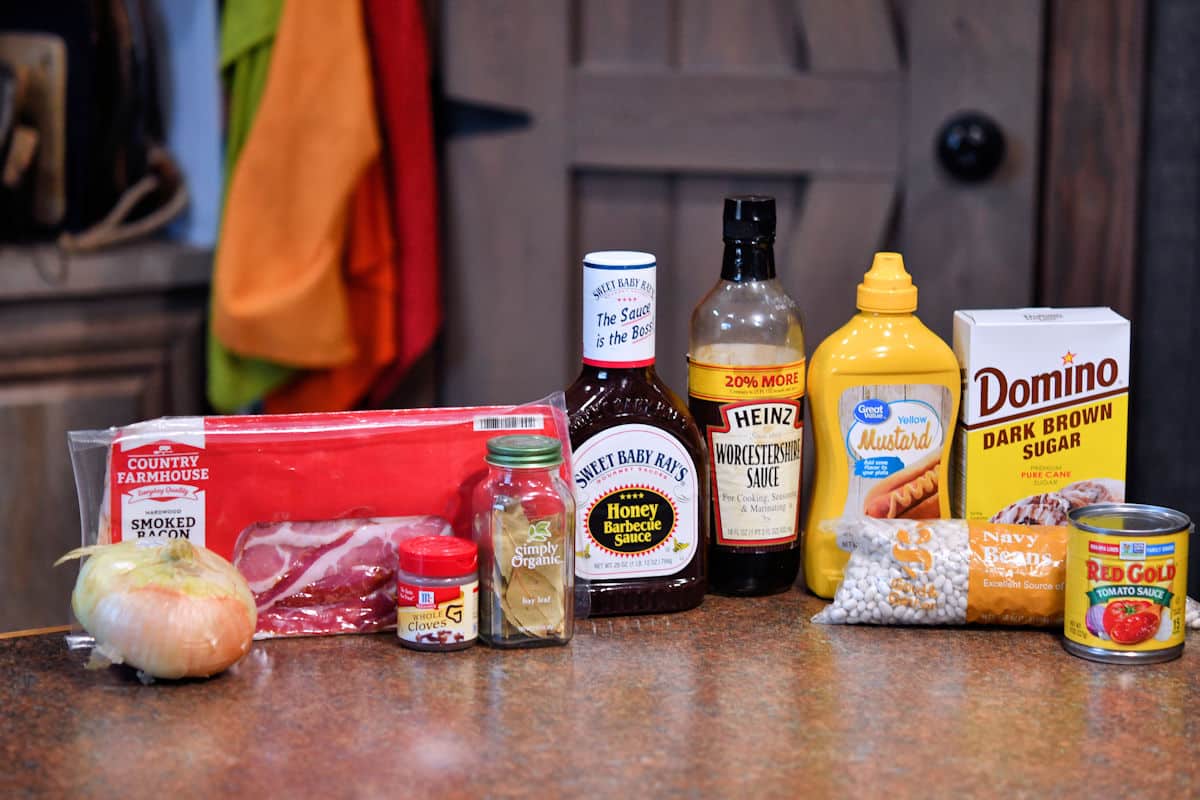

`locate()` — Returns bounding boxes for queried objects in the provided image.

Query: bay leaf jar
[473,435,575,648]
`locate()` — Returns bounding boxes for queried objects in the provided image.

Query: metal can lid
[485,434,563,468]
[1068,502,1193,536]
[398,535,477,578]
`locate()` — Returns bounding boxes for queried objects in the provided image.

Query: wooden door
[440,0,1043,403]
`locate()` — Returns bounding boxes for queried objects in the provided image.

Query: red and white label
[707,400,803,546]
[582,254,656,367]
[111,418,209,546]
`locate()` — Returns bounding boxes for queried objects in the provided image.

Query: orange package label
[966,522,1067,625]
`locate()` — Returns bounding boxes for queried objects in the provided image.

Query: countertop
[2,592,1197,798]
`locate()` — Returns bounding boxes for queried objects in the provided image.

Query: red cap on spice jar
[398,535,478,578]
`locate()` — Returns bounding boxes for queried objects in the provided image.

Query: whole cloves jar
[396,536,479,652]
[474,435,574,648]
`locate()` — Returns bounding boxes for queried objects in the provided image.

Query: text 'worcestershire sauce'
[688,197,807,596]
[566,251,708,616]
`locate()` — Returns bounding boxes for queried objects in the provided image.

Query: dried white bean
[812,518,1069,627]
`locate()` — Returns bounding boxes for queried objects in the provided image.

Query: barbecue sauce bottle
[688,197,806,595]
[566,251,708,616]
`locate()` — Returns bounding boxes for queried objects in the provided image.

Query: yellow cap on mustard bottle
[857,252,918,313]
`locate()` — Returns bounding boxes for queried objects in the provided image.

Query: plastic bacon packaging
[67,394,573,641]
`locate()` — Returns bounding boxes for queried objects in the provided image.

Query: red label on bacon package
[114,434,211,546]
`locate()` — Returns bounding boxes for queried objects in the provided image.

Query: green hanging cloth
[206,0,293,412]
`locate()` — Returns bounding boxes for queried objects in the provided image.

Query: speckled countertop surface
[2,592,1196,798]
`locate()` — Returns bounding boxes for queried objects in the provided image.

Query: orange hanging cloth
[212,0,379,370]
[264,162,398,413]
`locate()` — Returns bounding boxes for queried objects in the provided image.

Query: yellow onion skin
[61,541,257,680]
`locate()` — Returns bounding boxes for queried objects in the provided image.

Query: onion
[55,540,256,681]
[1084,603,1108,639]
[1155,611,1173,642]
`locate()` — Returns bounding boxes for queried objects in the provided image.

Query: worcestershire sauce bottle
[567,251,708,616]
[688,197,807,595]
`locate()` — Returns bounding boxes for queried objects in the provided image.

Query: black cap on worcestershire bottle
[723,195,776,242]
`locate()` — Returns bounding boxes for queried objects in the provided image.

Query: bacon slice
[232,516,452,638]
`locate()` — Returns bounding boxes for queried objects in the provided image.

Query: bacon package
[68,394,571,639]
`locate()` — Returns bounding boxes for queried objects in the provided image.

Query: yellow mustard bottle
[804,252,961,598]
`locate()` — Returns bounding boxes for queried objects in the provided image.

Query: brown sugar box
[951,308,1130,524]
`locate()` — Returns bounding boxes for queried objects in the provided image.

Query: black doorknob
[936,112,1006,183]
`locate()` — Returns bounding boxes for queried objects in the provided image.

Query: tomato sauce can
[1064,503,1191,664]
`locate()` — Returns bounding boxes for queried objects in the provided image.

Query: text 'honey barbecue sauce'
[566,251,708,616]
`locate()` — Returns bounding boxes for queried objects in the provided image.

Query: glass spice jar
[395,535,479,652]
[474,434,575,648]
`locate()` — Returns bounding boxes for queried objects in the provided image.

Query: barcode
[473,414,544,431]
